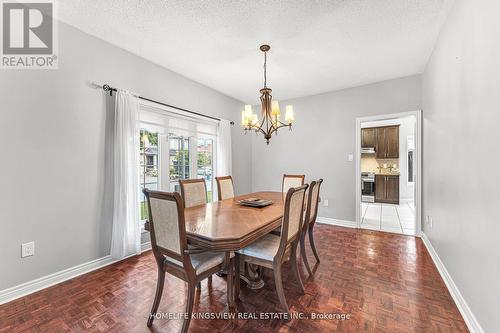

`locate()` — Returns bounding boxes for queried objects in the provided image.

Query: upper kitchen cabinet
[375,125,399,159]
[361,127,377,148]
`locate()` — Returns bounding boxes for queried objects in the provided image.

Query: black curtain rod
[102,84,234,125]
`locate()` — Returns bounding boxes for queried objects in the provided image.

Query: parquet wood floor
[0,225,468,332]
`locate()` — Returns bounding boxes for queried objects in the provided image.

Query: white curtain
[216,119,232,181]
[110,91,141,259]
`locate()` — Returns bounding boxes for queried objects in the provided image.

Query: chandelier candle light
[241,44,295,144]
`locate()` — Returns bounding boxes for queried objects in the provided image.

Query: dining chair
[215,176,234,200]
[282,174,305,195]
[235,184,309,317]
[300,179,323,276]
[179,178,207,208]
[143,189,234,333]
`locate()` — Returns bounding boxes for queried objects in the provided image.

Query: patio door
[138,102,218,223]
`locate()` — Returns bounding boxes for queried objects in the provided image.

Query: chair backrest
[179,179,207,208]
[279,184,308,253]
[303,179,323,232]
[282,174,305,195]
[143,189,187,263]
[216,176,234,200]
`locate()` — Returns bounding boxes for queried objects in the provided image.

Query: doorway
[355,110,422,236]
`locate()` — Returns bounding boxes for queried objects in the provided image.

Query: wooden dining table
[184,191,284,288]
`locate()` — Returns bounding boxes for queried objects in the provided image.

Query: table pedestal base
[239,262,265,289]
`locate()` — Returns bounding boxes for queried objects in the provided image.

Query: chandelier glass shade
[241,44,294,144]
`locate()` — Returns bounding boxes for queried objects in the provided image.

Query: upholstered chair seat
[167,252,234,275]
[237,234,280,261]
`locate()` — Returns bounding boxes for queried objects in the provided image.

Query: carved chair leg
[147,268,165,327]
[234,253,240,299]
[181,282,196,333]
[308,226,320,263]
[300,234,313,277]
[208,275,212,285]
[273,263,290,318]
[291,244,305,293]
[197,282,201,290]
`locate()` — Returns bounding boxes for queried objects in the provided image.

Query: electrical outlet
[21,241,35,258]
[323,199,329,207]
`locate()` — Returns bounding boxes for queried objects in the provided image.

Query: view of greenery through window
[197,138,213,202]
[139,129,158,220]
[168,136,190,193]
[139,131,214,221]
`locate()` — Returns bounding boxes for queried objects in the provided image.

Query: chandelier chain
[263,51,267,88]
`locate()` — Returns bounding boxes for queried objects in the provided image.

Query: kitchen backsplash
[361,155,399,173]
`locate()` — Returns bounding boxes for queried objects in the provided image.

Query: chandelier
[241,44,294,144]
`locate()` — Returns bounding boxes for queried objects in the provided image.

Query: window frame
[137,100,219,228]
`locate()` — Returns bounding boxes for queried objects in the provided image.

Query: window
[197,137,214,202]
[137,100,218,224]
[139,128,158,221]
[407,136,415,184]
[168,135,190,192]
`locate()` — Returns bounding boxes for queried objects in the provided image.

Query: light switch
[347,154,353,162]
[323,199,329,207]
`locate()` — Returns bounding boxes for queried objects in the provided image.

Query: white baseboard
[0,242,152,305]
[421,233,483,333]
[141,241,152,252]
[316,216,357,229]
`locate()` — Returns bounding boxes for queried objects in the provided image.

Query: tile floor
[361,201,415,235]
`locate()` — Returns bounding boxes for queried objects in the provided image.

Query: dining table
[183,191,284,289]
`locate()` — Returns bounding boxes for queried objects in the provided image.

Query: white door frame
[355,110,422,237]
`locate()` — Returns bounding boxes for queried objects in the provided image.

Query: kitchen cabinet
[375,125,399,159]
[361,128,377,148]
[375,175,399,204]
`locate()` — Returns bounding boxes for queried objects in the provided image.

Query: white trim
[421,233,484,333]
[316,217,358,229]
[0,242,152,305]
[355,110,422,236]
[141,241,152,252]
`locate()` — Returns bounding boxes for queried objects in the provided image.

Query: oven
[361,172,375,203]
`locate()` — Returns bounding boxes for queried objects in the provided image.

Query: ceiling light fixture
[241,44,294,144]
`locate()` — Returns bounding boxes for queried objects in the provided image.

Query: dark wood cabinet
[375,175,386,202]
[361,128,377,147]
[385,126,399,158]
[375,125,399,159]
[375,175,399,204]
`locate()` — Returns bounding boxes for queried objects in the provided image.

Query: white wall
[0,22,249,291]
[422,0,499,331]
[251,75,422,221]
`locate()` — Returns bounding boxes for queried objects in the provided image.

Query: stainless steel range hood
[361,147,375,154]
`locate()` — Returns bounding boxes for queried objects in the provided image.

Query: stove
[361,172,375,203]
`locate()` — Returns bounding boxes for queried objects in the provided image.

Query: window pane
[408,150,414,183]
[197,138,213,202]
[169,136,190,192]
[139,129,158,220]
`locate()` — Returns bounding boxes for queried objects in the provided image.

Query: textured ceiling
[58,0,453,103]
